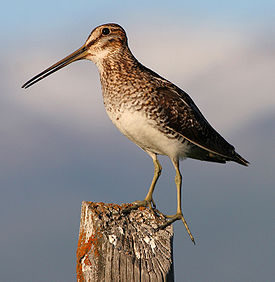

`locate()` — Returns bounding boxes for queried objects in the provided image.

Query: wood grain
[76,201,174,282]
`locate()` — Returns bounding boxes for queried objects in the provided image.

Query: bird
[22,23,249,244]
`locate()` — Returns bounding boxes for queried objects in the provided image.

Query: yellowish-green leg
[132,152,162,209]
[143,154,162,209]
[159,159,195,244]
[124,152,162,212]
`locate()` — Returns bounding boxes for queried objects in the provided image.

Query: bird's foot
[157,212,195,245]
[133,198,157,210]
[122,198,157,214]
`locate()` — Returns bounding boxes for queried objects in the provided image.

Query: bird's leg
[158,159,195,244]
[123,153,162,212]
[139,156,162,209]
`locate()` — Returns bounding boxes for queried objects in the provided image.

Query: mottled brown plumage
[22,23,249,243]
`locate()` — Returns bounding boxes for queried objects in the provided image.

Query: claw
[122,198,156,214]
[156,212,195,245]
[151,198,156,209]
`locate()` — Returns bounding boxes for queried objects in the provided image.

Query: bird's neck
[98,47,139,77]
[96,47,165,100]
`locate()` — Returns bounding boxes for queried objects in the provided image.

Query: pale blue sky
[1,1,275,281]
[2,0,275,35]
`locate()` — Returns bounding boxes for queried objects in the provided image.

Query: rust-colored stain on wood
[76,201,174,281]
[76,203,104,281]
[76,202,129,281]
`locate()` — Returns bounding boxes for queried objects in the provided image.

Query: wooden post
[76,201,174,282]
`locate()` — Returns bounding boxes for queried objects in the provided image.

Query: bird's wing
[154,85,236,159]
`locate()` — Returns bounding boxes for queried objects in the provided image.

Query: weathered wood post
[76,201,174,281]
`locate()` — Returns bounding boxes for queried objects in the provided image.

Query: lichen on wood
[76,201,174,282]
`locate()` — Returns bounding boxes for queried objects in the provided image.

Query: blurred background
[1,0,274,281]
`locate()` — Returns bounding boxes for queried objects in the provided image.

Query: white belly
[107,109,190,159]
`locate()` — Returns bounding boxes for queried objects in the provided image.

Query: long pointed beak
[22,45,88,89]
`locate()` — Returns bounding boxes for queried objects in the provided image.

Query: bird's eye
[102,28,110,35]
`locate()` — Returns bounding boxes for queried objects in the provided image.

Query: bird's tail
[234,152,249,166]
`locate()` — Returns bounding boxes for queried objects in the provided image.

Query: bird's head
[85,23,128,63]
[22,23,128,89]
